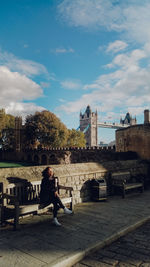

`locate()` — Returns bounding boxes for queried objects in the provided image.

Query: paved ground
[1,190,150,267]
[73,218,150,267]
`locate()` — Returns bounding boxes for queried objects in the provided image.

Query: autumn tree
[0,109,15,130]
[24,110,68,148]
[0,109,15,149]
[66,129,86,148]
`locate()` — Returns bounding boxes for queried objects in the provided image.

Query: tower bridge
[80,105,137,147]
[97,122,129,129]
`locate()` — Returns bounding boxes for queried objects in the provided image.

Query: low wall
[0,160,149,205]
[0,148,138,165]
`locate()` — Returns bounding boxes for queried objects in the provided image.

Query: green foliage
[24,110,68,148]
[0,109,86,149]
[0,128,15,149]
[0,110,15,131]
[66,129,86,148]
[5,114,15,128]
[0,110,15,149]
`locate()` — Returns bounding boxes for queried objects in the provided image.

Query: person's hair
[42,167,53,178]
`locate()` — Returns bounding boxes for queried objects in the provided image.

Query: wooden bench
[0,180,74,230]
[111,171,144,198]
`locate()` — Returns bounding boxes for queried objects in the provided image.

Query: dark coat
[39,175,58,205]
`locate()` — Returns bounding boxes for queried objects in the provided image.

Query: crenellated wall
[0,146,138,165]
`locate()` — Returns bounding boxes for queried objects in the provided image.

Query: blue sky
[0,0,150,143]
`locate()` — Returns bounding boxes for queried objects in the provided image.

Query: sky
[0,0,150,144]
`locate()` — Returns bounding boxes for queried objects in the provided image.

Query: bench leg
[140,186,144,193]
[0,206,5,226]
[0,196,6,226]
[70,201,74,211]
[122,187,125,198]
[14,202,19,230]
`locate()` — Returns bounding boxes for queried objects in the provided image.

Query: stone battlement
[0,146,139,166]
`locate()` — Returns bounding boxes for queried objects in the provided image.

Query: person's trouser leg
[52,196,65,217]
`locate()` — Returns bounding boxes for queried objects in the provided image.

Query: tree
[0,128,15,150]
[66,129,86,148]
[0,109,15,131]
[0,109,15,149]
[24,110,68,148]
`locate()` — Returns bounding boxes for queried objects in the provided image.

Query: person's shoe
[64,207,72,214]
[53,217,61,226]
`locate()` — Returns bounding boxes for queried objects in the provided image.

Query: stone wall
[0,147,138,165]
[0,160,149,205]
[116,124,150,160]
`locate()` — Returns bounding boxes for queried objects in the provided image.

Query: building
[80,105,98,147]
[116,110,150,160]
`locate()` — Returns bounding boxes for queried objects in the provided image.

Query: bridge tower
[120,112,136,125]
[80,105,98,147]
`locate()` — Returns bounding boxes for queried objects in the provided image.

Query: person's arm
[54,177,59,197]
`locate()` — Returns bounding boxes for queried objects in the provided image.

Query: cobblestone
[73,220,150,267]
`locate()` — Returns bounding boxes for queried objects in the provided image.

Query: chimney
[144,109,150,124]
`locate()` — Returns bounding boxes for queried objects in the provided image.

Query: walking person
[39,167,72,226]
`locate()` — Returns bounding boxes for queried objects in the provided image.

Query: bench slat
[124,183,143,190]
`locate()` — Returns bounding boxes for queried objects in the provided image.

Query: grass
[0,162,33,168]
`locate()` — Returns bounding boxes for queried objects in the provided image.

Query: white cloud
[23,44,29,48]
[0,49,51,118]
[59,47,150,118]
[61,79,82,90]
[0,66,43,101]
[127,106,148,117]
[58,0,150,45]
[58,0,122,31]
[0,49,48,77]
[106,40,128,53]
[122,3,150,44]
[40,82,50,88]
[0,66,45,117]
[59,98,66,103]
[52,47,75,54]
[5,102,45,121]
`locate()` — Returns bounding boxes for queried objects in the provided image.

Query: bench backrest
[111,171,131,183]
[5,180,41,204]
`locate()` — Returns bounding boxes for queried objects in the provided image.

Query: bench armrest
[1,193,18,201]
[112,179,126,186]
[0,192,19,230]
[0,192,19,207]
[58,185,73,190]
[58,185,73,197]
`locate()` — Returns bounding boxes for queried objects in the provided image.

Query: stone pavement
[1,190,150,267]
[73,217,150,267]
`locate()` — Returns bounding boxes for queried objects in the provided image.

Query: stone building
[116,110,150,160]
[80,105,98,147]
